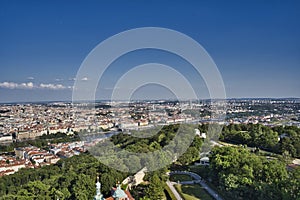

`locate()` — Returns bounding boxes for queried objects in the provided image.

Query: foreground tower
[94,177,104,200]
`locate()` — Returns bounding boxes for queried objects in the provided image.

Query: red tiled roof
[0,169,15,176]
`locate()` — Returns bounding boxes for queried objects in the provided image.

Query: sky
[0,0,299,102]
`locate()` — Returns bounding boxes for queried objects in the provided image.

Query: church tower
[94,176,104,200]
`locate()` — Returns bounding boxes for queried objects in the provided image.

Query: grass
[188,165,210,180]
[174,184,214,200]
[121,183,128,190]
[169,174,194,182]
[187,165,229,200]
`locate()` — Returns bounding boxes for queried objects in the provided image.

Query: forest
[0,154,128,199]
[219,124,300,158]
[0,123,299,199]
[209,146,300,200]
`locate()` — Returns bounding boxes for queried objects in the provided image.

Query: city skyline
[1,1,300,103]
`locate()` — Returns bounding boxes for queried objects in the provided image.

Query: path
[166,180,183,200]
[168,171,223,200]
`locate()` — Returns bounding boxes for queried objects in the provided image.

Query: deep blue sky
[0,0,299,102]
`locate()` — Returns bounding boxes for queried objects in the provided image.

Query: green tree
[145,173,164,199]
[209,146,289,199]
[177,147,199,165]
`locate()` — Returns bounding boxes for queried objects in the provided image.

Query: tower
[94,176,104,200]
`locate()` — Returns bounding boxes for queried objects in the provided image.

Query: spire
[96,176,101,195]
[94,176,104,200]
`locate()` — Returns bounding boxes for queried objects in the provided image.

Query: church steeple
[94,176,104,200]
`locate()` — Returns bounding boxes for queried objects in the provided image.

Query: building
[110,185,129,200]
[195,129,206,139]
[94,177,104,200]
[199,157,210,166]
[93,177,134,200]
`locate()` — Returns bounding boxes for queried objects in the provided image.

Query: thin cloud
[39,83,66,90]
[0,82,34,89]
[69,77,88,81]
[55,78,64,81]
[27,77,34,80]
[0,81,69,90]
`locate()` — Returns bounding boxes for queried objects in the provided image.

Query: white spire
[96,176,101,195]
[94,176,104,200]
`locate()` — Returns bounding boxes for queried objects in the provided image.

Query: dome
[112,185,128,199]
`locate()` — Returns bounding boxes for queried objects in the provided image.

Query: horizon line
[0,97,300,105]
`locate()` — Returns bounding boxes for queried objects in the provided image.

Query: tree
[177,147,199,165]
[145,173,164,199]
[124,155,142,172]
[280,137,296,157]
[70,174,94,200]
[209,146,289,200]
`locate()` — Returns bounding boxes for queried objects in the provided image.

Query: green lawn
[169,174,194,182]
[174,184,214,200]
